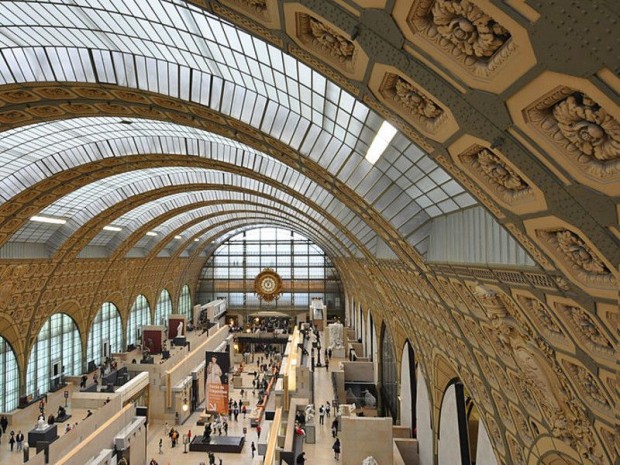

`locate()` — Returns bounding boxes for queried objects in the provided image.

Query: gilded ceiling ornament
[563,362,610,408]
[475,148,528,191]
[431,0,510,59]
[518,296,563,336]
[308,17,354,63]
[565,306,614,351]
[552,93,620,162]
[555,230,609,275]
[394,77,443,119]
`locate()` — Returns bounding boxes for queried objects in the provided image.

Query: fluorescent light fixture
[103,225,122,232]
[174,235,183,240]
[146,231,158,237]
[30,215,66,225]
[365,121,397,165]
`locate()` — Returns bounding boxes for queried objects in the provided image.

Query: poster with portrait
[205,351,229,414]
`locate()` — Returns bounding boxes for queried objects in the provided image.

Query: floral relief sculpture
[476,148,528,191]
[555,230,609,275]
[394,77,443,119]
[431,0,510,60]
[553,93,620,162]
[308,17,354,63]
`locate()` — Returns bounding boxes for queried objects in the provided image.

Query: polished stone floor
[0,355,344,465]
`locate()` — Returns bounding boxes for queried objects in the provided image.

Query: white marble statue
[362,389,377,408]
[362,457,379,465]
[305,404,315,423]
[327,321,344,348]
[177,321,184,336]
[338,403,356,416]
[36,418,47,430]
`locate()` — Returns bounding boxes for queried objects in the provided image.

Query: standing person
[158,438,163,454]
[242,405,247,419]
[333,437,341,460]
[256,424,262,440]
[0,415,7,433]
[325,401,331,417]
[8,431,15,451]
[251,441,256,458]
[15,431,23,451]
[331,418,339,438]
[318,405,325,425]
[188,429,192,443]
[296,451,306,465]
[325,357,329,370]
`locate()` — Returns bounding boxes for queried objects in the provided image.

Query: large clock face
[254,269,282,302]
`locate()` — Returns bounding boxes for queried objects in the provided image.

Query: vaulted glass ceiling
[0,0,477,259]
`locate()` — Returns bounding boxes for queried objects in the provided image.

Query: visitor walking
[8,431,15,451]
[296,451,306,464]
[325,401,331,417]
[158,438,163,454]
[0,416,7,433]
[256,424,262,439]
[251,441,256,458]
[333,437,341,460]
[15,431,23,451]
[319,405,325,425]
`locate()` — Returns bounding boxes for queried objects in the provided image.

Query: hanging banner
[205,351,229,414]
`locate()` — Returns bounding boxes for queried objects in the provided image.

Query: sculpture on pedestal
[328,321,344,349]
[362,389,377,407]
[362,457,379,465]
[36,418,47,430]
[177,321,184,336]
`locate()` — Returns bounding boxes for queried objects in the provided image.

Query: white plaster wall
[438,384,463,465]
[400,344,413,434]
[475,419,498,465]
[416,367,434,465]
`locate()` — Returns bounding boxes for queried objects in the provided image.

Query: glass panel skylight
[0,0,477,257]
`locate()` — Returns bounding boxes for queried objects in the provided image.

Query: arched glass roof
[0,0,477,259]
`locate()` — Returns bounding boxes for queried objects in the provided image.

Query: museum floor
[0,353,373,465]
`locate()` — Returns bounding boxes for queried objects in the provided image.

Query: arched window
[154,289,173,326]
[381,324,398,421]
[27,313,81,397]
[127,295,151,348]
[0,336,19,411]
[87,302,122,367]
[178,285,192,320]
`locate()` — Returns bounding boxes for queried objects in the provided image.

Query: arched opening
[178,284,193,320]
[154,289,173,326]
[400,340,416,436]
[416,366,434,465]
[127,295,151,350]
[87,302,122,371]
[438,380,471,465]
[27,313,82,397]
[380,323,398,422]
[0,335,19,411]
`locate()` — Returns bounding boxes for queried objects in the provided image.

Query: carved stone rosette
[525,87,620,185]
[397,0,524,85]
[378,73,447,135]
[455,144,543,213]
[535,228,616,294]
[295,13,356,73]
[560,359,612,415]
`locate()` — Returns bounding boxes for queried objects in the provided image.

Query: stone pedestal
[173,336,186,347]
[304,422,316,444]
[332,347,346,358]
[28,424,59,452]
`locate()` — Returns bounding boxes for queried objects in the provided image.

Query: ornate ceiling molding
[508,72,620,196]
[525,217,618,300]
[392,0,536,92]
[284,4,368,80]
[368,64,458,142]
[448,135,547,215]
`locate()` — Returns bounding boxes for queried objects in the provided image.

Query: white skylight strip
[30,215,66,224]
[146,231,158,236]
[103,225,122,232]
[365,121,398,165]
